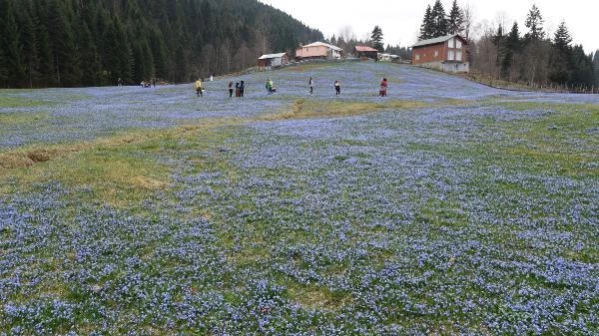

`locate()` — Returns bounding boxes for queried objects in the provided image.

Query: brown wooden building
[411,35,469,73]
[354,46,379,60]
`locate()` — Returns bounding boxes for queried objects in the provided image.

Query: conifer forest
[0,0,323,88]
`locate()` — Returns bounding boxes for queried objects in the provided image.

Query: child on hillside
[335,80,341,96]
[309,77,314,95]
[228,82,234,98]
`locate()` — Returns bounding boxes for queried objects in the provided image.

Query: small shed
[354,46,379,60]
[258,53,289,68]
[379,53,400,62]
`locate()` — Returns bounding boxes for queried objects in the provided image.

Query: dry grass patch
[261,99,430,121]
[287,285,353,312]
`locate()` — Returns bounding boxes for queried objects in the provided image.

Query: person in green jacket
[265,78,274,94]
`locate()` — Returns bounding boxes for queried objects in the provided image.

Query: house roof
[413,34,467,48]
[299,42,343,52]
[258,53,287,60]
[355,46,379,52]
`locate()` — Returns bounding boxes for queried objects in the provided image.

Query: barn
[412,34,469,73]
[258,53,289,68]
[296,42,343,61]
[354,46,379,60]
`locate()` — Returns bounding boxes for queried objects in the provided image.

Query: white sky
[259,0,599,53]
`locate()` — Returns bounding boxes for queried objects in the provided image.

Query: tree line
[0,0,323,88]
[418,1,598,91]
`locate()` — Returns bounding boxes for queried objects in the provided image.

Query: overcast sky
[259,0,599,53]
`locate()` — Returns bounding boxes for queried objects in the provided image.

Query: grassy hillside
[1,63,598,334]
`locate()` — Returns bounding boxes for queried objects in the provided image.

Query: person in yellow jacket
[195,79,203,97]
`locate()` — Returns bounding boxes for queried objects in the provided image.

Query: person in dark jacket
[334,80,341,96]
[239,81,245,97]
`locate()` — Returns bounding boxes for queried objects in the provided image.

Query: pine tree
[17,0,41,88]
[493,24,506,69]
[569,45,595,88]
[419,5,434,40]
[500,22,521,79]
[45,0,82,86]
[549,21,572,85]
[553,21,572,53]
[431,0,448,38]
[447,0,464,35]
[1,0,26,87]
[371,26,384,52]
[524,4,545,41]
[594,50,599,86]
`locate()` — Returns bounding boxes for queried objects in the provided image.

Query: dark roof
[413,34,467,48]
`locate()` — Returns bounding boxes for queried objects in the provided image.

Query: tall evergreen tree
[419,5,435,40]
[492,24,506,69]
[524,4,545,41]
[499,22,521,79]
[431,0,448,38]
[569,45,595,88]
[17,1,41,88]
[549,21,573,84]
[371,26,384,52]
[1,0,26,87]
[594,50,599,85]
[447,0,464,35]
[45,0,82,86]
[553,21,573,53]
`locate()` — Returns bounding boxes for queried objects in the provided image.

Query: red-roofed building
[354,46,379,60]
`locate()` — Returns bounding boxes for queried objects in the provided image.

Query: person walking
[265,78,275,94]
[195,79,203,97]
[239,81,245,97]
[228,82,234,98]
[379,78,388,97]
[308,77,314,95]
[334,80,341,96]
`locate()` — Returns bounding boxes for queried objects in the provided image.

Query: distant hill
[0,0,323,88]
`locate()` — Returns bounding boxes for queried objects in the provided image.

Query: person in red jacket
[379,78,388,97]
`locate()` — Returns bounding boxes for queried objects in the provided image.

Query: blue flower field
[1,62,598,335]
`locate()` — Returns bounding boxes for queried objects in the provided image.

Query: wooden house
[354,46,379,60]
[412,35,469,73]
[296,42,343,61]
[258,53,289,68]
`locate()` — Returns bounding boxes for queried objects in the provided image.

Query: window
[448,38,455,48]
[434,51,439,57]
[456,39,462,49]
[448,50,455,61]
[415,54,420,61]
[456,51,462,61]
